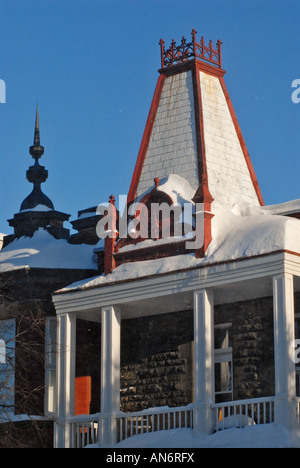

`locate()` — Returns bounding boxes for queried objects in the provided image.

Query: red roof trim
[160,58,226,79]
[219,77,265,206]
[192,61,208,182]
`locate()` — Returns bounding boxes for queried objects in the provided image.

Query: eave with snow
[0,234,5,251]
[51,30,300,448]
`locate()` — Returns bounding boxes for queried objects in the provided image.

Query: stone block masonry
[120,311,194,412]
[215,296,276,401]
[121,346,193,412]
[75,293,299,414]
[118,293,296,412]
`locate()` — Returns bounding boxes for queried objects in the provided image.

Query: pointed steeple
[128,29,264,209]
[123,29,264,262]
[5,106,71,242]
[29,103,44,161]
[21,105,54,211]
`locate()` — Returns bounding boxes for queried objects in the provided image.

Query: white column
[273,273,297,430]
[54,313,76,448]
[100,306,121,446]
[193,289,215,435]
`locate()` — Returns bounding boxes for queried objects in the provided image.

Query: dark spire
[20,105,54,211]
[4,105,71,244]
[29,103,44,161]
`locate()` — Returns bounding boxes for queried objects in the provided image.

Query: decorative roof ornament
[20,105,54,212]
[159,29,222,69]
[29,103,44,161]
[4,105,71,244]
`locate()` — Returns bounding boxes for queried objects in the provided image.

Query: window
[214,323,233,403]
[0,340,5,364]
[295,313,300,396]
[45,317,57,414]
[0,319,16,415]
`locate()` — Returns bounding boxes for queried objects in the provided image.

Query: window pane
[0,320,16,414]
[295,316,300,341]
[0,340,5,364]
[47,319,57,366]
[215,361,232,394]
[48,370,56,413]
[215,324,232,349]
[45,318,57,414]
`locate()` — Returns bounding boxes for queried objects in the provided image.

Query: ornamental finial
[29,103,44,161]
[20,105,54,211]
[159,29,222,69]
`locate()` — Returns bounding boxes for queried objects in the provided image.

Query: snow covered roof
[0,234,5,251]
[58,200,300,293]
[255,198,300,217]
[0,228,97,271]
[134,174,195,208]
[18,203,54,213]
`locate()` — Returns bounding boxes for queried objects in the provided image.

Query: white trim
[53,251,300,317]
[44,317,57,415]
[193,289,215,435]
[54,313,76,448]
[99,306,121,447]
[273,273,298,430]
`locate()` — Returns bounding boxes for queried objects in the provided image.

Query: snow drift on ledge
[1,197,300,284]
[0,228,97,271]
[60,201,300,293]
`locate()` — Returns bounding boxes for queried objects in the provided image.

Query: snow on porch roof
[56,201,300,294]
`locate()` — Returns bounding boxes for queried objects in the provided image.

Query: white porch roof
[52,249,300,323]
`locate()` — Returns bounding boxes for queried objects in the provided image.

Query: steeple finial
[29,103,44,161]
[20,105,54,212]
[34,103,40,145]
[159,29,222,69]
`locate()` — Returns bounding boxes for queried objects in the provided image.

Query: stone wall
[120,345,193,412]
[215,296,275,401]
[117,292,299,412]
[120,310,194,412]
[0,267,98,302]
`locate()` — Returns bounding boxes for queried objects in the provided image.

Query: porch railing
[116,404,193,444]
[212,396,275,431]
[65,396,279,448]
[69,413,100,449]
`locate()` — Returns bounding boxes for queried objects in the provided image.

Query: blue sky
[0,0,299,236]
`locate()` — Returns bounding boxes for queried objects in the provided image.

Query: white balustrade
[64,395,299,448]
[68,413,100,449]
[116,404,193,443]
[213,397,275,431]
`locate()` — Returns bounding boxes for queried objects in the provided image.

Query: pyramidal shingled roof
[128,29,264,209]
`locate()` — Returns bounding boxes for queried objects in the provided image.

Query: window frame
[214,322,233,401]
[0,319,16,416]
[295,313,300,396]
[44,317,57,416]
